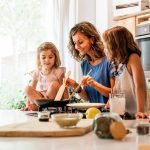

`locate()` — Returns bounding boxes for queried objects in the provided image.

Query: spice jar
[38,111,49,122]
[136,123,150,135]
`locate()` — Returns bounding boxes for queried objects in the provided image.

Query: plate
[67,103,105,109]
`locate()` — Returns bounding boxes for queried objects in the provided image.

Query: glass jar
[93,112,122,139]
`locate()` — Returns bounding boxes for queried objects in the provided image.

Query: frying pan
[34,99,70,110]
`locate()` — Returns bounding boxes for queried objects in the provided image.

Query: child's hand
[136,112,148,119]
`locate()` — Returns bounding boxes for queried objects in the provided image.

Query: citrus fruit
[86,107,101,119]
[110,121,126,140]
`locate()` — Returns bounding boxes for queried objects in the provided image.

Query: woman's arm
[66,78,88,100]
[82,75,115,98]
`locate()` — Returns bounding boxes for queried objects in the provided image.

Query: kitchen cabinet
[114,9,150,37]
[116,17,136,36]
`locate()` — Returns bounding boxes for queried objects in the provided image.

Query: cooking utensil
[69,69,92,99]
[55,70,71,101]
[0,119,93,137]
[34,99,69,110]
[67,102,105,110]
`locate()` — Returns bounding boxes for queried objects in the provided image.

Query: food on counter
[93,113,122,139]
[86,107,101,119]
[110,121,126,140]
[121,112,136,120]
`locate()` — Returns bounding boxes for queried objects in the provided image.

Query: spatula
[54,70,71,101]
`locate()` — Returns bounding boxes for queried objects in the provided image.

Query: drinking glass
[109,93,126,115]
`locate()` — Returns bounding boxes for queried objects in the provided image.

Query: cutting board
[0,119,93,137]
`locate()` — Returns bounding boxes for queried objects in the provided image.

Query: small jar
[38,111,49,122]
[136,123,150,135]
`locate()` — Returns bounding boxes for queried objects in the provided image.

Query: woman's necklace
[90,57,103,66]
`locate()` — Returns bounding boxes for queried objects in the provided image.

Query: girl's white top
[114,66,137,113]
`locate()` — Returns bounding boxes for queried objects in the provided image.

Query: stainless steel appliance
[135,22,150,78]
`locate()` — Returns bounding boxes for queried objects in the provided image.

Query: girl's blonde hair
[102,26,141,65]
[68,21,104,62]
[36,42,61,70]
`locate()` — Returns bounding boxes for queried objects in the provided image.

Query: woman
[67,21,115,104]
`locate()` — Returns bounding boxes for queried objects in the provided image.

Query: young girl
[22,42,68,111]
[102,26,147,118]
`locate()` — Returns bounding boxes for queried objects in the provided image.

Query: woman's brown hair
[68,21,104,61]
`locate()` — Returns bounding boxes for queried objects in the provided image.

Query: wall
[96,0,116,34]
[76,0,116,34]
[76,0,96,24]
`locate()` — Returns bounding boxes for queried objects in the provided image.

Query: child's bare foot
[20,104,38,111]
[28,104,38,111]
[20,107,29,111]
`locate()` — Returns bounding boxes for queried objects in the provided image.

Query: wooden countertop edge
[113,9,150,21]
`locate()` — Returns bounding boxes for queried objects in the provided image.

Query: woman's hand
[81,75,96,87]
[81,76,88,87]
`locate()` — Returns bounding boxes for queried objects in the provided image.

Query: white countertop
[0,110,141,150]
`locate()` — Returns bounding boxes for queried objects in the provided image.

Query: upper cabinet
[113,0,150,37]
[116,17,136,36]
[113,0,150,18]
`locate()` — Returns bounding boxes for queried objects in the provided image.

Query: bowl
[51,113,83,128]
[122,119,138,128]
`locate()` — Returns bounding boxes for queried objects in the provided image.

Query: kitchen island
[0,110,146,150]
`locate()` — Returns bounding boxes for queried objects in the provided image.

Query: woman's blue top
[81,57,113,104]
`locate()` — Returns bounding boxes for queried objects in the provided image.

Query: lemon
[86,107,101,119]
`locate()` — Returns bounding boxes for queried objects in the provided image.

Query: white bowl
[122,119,138,128]
[51,113,83,128]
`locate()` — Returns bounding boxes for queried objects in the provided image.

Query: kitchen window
[0,0,55,108]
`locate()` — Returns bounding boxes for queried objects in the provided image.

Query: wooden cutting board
[0,119,93,137]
